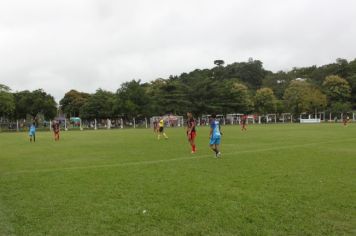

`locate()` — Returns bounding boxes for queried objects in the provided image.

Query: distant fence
[80,118,149,130]
[1,112,355,132]
[0,120,51,132]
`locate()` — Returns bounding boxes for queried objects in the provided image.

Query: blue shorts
[209,137,221,145]
[29,131,35,137]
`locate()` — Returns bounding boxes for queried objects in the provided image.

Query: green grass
[0,124,355,235]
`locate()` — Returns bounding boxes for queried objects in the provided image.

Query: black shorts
[159,127,164,132]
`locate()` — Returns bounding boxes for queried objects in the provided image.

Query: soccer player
[209,114,222,158]
[343,115,350,126]
[153,119,158,134]
[157,117,168,140]
[241,114,247,131]
[29,122,36,143]
[52,120,60,141]
[186,112,197,153]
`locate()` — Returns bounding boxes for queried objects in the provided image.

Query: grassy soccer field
[0,124,355,235]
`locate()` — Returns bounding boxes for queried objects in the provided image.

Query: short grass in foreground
[0,124,355,235]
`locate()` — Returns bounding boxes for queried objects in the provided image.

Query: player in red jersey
[153,118,159,134]
[343,115,350,126]
[52,120,60,141]
[241,114,247,131]
[186,112,197,153]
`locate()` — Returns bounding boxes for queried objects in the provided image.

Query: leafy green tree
[275,100,285,114]
[262,71,293,99]
[0,84,15,118]
[4,58,356,120]
[145,78,167,115]
[289,59,352,86]
[322,75,351,103]
[155,80,190,115]
[283,81,308,115]
[180,71,215,115]
[147,74,204,116]
[0,84,11,91]
[13,89,57,120]
[114,80,151,118]
[346,74,356,109]
[254,88,277,114]
[284,81,309,114]
[223,82,253,114]
[214,60,225,67]
[329,102,352,114]
[199,78,227,114]
[80,89,115,120]
[335,58,351,78]
[60,90,90,117]
[32,89,57,120]
[224,59,266,89]
[284,81,327,115]
[306,87,327,114]
[13,90,32,119]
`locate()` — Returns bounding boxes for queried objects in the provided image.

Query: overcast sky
[1,0,356,101]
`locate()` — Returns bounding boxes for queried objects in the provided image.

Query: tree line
[1,58,355,121]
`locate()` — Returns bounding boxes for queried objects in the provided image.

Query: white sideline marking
[1,138,355,176]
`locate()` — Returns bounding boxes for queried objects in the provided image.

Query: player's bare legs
[210,144,220,157]
[188,135,196,153]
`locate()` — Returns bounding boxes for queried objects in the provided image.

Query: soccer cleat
[216,152,221,158]
[191,151,196,154]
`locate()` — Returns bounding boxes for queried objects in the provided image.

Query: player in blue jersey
[29,122,36,143]
[209,114,222,158]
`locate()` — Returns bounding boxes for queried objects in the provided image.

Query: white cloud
[0,0,355,101]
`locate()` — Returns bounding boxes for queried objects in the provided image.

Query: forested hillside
[1,58,355,120]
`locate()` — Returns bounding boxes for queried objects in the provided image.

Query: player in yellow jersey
[158,117,168,140]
